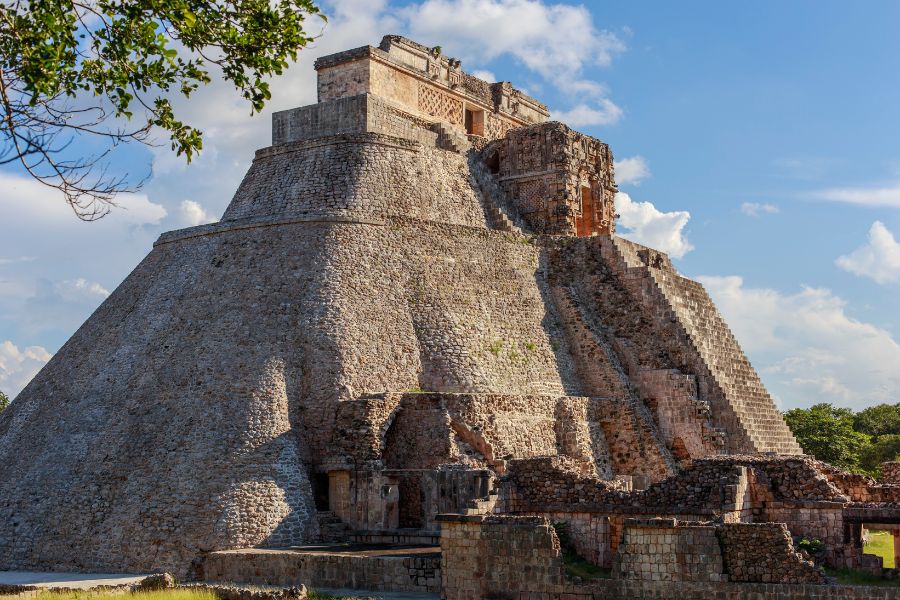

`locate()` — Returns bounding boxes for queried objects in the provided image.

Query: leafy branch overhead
[0,0,324,219]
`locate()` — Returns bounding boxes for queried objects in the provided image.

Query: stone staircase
[433,122,470,154]
[315,511,351,543]
[461,489,498,516]
[468,151,525,234]
[603,236,802,456]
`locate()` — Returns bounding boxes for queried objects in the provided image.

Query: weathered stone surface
[0,34,809,581]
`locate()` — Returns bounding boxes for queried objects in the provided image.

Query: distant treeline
[784,403,900,476]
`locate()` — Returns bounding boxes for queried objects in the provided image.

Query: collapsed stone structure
[1,35,897,598]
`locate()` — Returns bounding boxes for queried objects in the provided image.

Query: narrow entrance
[576,184,595,236]
[464,108,485,136]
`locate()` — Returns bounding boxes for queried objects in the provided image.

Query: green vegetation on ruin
[18,590,362,600]
[825,567,900,587]
[552,521,611,582]
[784,402,900,475]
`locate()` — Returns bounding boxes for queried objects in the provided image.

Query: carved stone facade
[313,35,548,141]
[484,122,617,236]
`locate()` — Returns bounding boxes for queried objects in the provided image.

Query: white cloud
[179,200,218,227]
[615,191,693,258]
[836,221,900,284]
[470,70,497,83]
[697,275,900,409]
[0,171,166,226]
[552,100,623,127]
[614,156,650,186]
[19,278,111,337]
[740,202,779,217]
[399,0,625,127]
[0,256,35,266]
[0,340,52,399]
[812,184,900,208]
[57,278,110,300]
[400,0,624,79]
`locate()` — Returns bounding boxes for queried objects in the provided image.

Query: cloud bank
[615,192,693,258]
[836,221,900,284]
[698,275,900,409]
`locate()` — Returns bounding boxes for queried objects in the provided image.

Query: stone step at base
[203,546,441,594]
[350,530,441,546]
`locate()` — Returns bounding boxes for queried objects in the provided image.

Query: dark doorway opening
[312,472,330,511]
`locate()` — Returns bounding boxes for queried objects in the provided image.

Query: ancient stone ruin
[3,35,900,599]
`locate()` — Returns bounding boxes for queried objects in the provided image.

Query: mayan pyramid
[0,35,800,576]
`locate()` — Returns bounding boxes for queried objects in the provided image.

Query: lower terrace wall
[718,522,825,584]
[203,548,440,594]
[613,519,726,583]
[440,514,886,600]
[439,515,565,600]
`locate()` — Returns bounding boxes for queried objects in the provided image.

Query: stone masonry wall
[0,213,598,575]
[439,515,565,600]
[272,94,439,147]
[203,548,440,593]
[221,133,488,228]
[718,522,825,584]
[484,122,617,236]
[439,514,892,600]
[883,462,900,483]
[613,519,726,582]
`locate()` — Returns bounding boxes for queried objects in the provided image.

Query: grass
[29,592,216,600]
[561,553,611,581]
[550,521,611,582]
[22,591,361,600]
[825,567,900,587]
[865,530,895,569]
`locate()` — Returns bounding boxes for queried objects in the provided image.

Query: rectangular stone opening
[576,184,595,236]
[465,107,485,136]
[312,472,330,510]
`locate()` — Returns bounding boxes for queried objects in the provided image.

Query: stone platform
[0,571,149,589]
[202,544,441,594]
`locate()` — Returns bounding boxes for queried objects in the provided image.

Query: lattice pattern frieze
[418,85,462,124]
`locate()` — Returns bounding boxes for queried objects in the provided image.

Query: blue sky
[1,0,899,409]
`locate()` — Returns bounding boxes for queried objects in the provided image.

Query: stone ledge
[259,131,422,158]
[154,213,387,247]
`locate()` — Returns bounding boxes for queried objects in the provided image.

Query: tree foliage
[0,0,324,219]
[0,390,8,412]
[784,402,900,475]
[854,403,900,438]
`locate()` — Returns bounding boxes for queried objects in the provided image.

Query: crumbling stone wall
[718,522,826,584]
[438,514,872,600]
[883,462,900,483]
[546,234,800,455]
[439,515,565,600]
[613,519,726,582]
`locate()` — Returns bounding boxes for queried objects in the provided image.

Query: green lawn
[865,530,896,569]
[30,592,216,600]
[825,567,900,587]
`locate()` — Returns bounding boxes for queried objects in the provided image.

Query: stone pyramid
[0,35,800,576]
